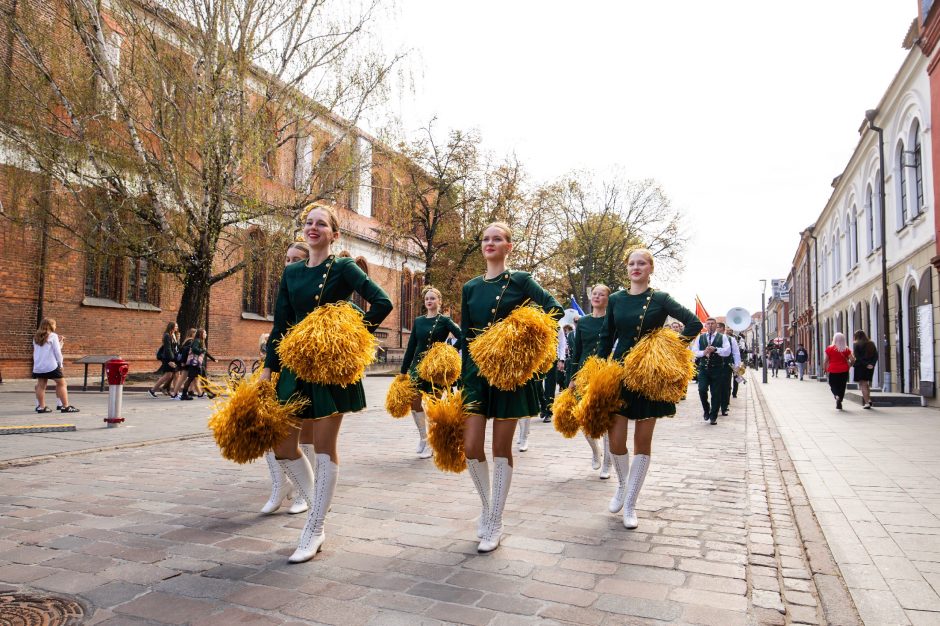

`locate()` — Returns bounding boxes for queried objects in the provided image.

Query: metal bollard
[104,359,129,428]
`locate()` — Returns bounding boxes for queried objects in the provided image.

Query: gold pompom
[572,355,605,395]
[206,372,304,464]
[386,373,418,418]
[276,302,377,387]
[623,327,695,403]
[426,390,471,473]
[469,305,558,391]
[552,388,580,438]
[417,342,461,388]
[574,358,624,439]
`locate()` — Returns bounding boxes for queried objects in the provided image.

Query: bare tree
[544,174,686,308]
[0,0,401,330]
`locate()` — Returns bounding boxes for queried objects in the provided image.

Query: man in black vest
[693,317,731,425]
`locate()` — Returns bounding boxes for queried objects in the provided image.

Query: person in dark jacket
[179,329,208,401]
[852,330,878,409]
[149,322,179,398]
[795,344,809,380]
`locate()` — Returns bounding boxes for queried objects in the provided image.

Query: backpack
[156,345,166,361]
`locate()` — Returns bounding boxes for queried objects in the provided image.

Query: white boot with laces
[260,451,293,514]
[466,459,490,539]
[585,433,601,470]
[478,457,512,553]
[599,433,612,479]
[287,444,315,514]
[622,454,650,529]
[288,453,337,563]
[608,452,630,513]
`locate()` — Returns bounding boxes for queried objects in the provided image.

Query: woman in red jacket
[823,332,855,410]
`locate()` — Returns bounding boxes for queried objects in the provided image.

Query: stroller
[785,359,797,378]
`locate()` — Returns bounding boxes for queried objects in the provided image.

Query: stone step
[844,390,922,407]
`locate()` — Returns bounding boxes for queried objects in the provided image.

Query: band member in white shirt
[692,318,731,425]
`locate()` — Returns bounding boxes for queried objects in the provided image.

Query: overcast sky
[376,1,917,317]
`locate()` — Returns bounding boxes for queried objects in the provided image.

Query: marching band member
[400,286,461,459]
[567,285,612,478]
[262,204,392,563]
[461,222,562,553]
[717,322,741,414]
[694,317,731,424]
[260,242,315,516]
[598,248,702,529]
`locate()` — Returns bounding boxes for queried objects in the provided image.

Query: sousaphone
[726,307,751,332]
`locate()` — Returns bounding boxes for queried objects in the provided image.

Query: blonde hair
[422,285,442,301]
[483,221,513,243]
[831,332,847,351]
[591,283,612,295]
[626,247,654,271]
[288,241,310,258]
[301,202,340,234]
[34,318,56,346]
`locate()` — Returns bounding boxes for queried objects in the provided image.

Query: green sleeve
[401,328,418,375]
[571,328,582,369]
[264,271,293,372]
[459,283,471,376]
[597,296,617,358]
[518,273,563,317]
[343,261,393,331]
[660,292,703,341]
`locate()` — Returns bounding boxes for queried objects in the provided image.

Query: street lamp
[761,279,768,384]
[865,109,892,392]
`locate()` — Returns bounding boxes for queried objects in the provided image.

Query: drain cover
[0,592,84,625]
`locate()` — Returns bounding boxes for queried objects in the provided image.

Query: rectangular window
[127,259,159,305]
[84,254,117,300]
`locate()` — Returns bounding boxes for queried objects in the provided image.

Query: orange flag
[694,295,710,328]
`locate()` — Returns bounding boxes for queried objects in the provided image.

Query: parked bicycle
[227,358,261,379]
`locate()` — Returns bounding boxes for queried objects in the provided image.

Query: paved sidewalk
[0,378,847,625]
[0,377,390,464]
[756,374,940,625]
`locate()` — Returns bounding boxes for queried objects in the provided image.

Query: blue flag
[570,295,584,315]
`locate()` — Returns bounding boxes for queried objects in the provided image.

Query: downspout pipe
[866,109,892,392]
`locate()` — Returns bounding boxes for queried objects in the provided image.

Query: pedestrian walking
[460,222,563,553]
[179,329,208,401]
[852,330,878,409]
[149,322,179,398]
[262,203,392,563]
[540,324,568,423]
[171,328,197,398]
[399,286,461,459]
[566,285,612,478]
[32,318,79,413]
[770,346,781,378]
[716,322,740,413]
[824,332,854,410]
[596,248,702,529]
[783,348,795,378]
[694,317,731,424]
[260,241,313,516]
[795,344,809,380]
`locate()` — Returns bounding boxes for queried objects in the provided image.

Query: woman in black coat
[853,330,878,409]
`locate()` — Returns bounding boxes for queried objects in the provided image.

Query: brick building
[0,3,428,379]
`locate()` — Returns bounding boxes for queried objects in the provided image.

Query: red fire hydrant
[104,359,129,428]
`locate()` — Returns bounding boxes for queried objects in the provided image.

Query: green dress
[400,314,462,393]
[565,314,606,386]
[597,289,702,420]
[460,271,563,419]
[266,255,393,419]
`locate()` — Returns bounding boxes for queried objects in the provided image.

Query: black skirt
[33,367,63,379]
[853,365,874,382]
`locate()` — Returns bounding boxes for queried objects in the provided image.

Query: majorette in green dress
[565,314,605,386]
[400,314,462,393]
[460,271,563,419]
[596,289,702,420]
[266,255,393,419]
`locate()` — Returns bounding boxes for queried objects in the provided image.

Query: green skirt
[461,359,542,419]
[618,387,676,421]
[276,367,366,419]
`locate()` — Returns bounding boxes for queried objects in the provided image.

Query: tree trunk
[176,261,212,333]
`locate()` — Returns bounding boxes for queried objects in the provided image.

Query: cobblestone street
[0,375,859,624]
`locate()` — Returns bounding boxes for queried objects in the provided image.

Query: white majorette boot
[622,454,650,529]
[413,410,432,459]
[608,452,630,513]
[478,457,512,553]
[518,418,530,452]
[585,433,601,470]
[289,453,337,563]
[260,451,293,514]
[599,433,612,480]
[466,458,490,539]
[287,444,315,514]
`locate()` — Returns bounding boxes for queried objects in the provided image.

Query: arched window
[401,268,413,331]
[897,141,909,227]
[832,233,840,281]
[848,208,858,268]
[411,272,425,326]
[351,257,369,311]
[912,120,925,216]
[865,184,875,254]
